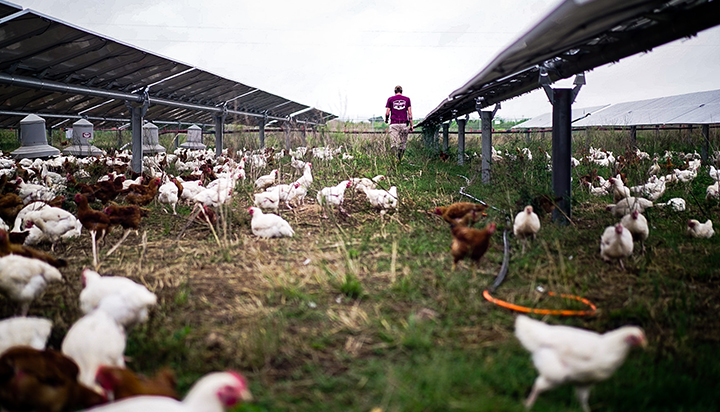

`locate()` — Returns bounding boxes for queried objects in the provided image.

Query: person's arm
[408,106,413,130]
[385,107,391,123]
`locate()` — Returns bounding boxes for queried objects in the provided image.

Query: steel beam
[457,118,466,166]
[214,114,224,158]
[442,123,449,151]
[481,111,493,183]
[551,89,572,225]
[702,124,710,162]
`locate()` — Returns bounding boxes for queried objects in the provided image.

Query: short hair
[394,85,403,94]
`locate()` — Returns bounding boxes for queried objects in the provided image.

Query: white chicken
[253,188,280,211]
[82,371,252,412]
[589,176,611,197]
[22,206,82,250]
[15,178,56,204]
[600,224,634,270]
[687,219,714,238]
[295,162,313,189]
[285,182,307,209]
[178,179,204,203]
[290,156,306,174]
[656,197,686,212]
[248,207,294,238]
[620,210,649,253]
[513,205,541,240]
[710,165,720,182]
[158,178,180,214]
[79,268,157,329]
[673,168,696,183]
[62,295,127,391]
[316,180,351,207]
[606,197,653,218]
[254,169,278,190]
[648,158,660,176]
[350,175,386,193]
[11,201,50,232]
[514,314,646,412]
[608,176,630,202]
[0,316,53,354]
[0,255,63,316]
[513,205,541,254]
[362,185,398,211]
[705,181,719,200]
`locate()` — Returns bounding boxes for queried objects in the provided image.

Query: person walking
[385,85,413,162]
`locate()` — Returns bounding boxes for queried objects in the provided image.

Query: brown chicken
[66,173,97,202]
[450,213,497,271]
[93,175,126,205]
[125,177,161,206]
[95,365,180,401]
[434,202,488,227]
[74,193,111,267]
[0,192,24,223]
[0,346,106,412]
[103,204,149,256]
[0,229,67,268]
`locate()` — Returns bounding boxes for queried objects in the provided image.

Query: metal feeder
[142,122,166,154]
[179,124,206,149]
[11,114,61,159]
[63,118,105,156]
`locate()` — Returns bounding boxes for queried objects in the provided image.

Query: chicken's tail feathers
[514,315,546,352]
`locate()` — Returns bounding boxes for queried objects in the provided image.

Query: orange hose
[483,289,597,316]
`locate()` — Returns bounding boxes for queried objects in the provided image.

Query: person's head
[394,85,403,94]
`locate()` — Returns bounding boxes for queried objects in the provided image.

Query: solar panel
[421,0,720,126]
[0,6,333,129]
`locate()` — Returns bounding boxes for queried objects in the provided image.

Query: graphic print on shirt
[393,99,407,111]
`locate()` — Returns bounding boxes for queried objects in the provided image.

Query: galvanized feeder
[11,114,61,159]
[142,122,166,154]
[180,124,206,149]
[63,118,104,156]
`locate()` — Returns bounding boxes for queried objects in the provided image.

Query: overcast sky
[14,0,720,122]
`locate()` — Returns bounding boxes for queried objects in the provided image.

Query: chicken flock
[0,141,718,411]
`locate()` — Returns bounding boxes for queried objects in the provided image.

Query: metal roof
[0,3,335,128]
[420,0,720,127]
[513,89,720,128]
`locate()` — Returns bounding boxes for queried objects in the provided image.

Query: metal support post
[301,124,307,146]
[283,122,291,151]
[214,114,224,158]
[701,124,710,162]
[478,103,500,184]
[481,111,493,184]
[442,122,449,151]
[125,101,147,174]
[258,115,266,148]
[457,117,466,165]
[630,125,637,146]
[552,88,572,225]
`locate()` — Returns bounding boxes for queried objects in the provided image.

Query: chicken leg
[524,375,554,410]
[575,385,592,412]
[106,229,136,256]
[90,229,99,268]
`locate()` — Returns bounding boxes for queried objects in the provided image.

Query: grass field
[1,125,719,412]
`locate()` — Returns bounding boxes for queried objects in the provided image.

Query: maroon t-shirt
[386,95,411,124]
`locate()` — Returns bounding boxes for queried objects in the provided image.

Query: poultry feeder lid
[63,118,105,157]
[142,121,166,154]
[180,123,206,150]
[11,114,61,159]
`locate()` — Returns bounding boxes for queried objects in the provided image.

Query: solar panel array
[513,89,720,128]
[420,0,720,127]
[0,3,335,128]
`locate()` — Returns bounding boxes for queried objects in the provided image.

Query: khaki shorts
[389,123,409,150]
